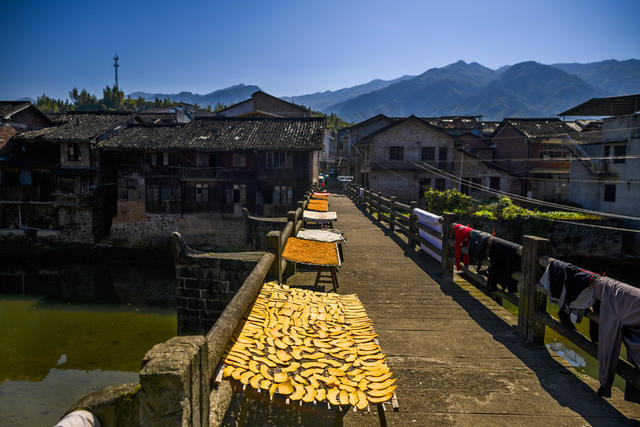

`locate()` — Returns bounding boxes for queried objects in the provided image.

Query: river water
[0,261,177,427]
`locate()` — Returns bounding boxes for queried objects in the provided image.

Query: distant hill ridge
[128,83,261,108]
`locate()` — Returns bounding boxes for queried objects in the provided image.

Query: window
[614,145,626,164]
[419,178,431,198]
[540,143,568,159]
[195,184,208,202]
[438,147,448,161]
[19,170,32,185]
[603,145,610,157]
[266,152,293,169]
[389,146,404,161]
[59,177,76,194]
[490,176,500,191]
[160,187,174,202]
[421,147,435,161]
[162,152,169,166]
[460,177,470,195]
[435,178,445,191]
[118,178,139,201]
[67,143,81,161]
[151,153,158,166]
[604,184,616,202]
[146,186,160,202]
[233,184,246,204]
[233,153,246,167]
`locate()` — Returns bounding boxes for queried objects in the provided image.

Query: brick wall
[492,125,529,176]
[114,200,148,223]
[0,125,17,150]
[175,253,264,334]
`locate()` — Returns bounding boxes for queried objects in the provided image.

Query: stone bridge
[63,189,640,426]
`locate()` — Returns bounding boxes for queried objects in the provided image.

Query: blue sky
[1,0,639,100]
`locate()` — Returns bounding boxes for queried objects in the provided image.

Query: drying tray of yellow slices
[281,237,341,267]
[218,282,397,411]
[306,200,329,212]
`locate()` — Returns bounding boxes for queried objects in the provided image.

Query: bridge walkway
[286,193,640,426]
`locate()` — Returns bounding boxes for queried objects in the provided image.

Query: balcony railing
[179,167,254,181]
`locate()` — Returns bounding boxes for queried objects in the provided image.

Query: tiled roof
[15,111,133,143]
[134,113,179,125]
[169,117,325,151]
[424,117,480,130]
[0,101,30,119]
[503,118,576,139]
[481,121,501,138]
[97,124,184,150]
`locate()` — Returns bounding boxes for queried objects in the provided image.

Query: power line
[357,152,640,233]
[412,160,640,222]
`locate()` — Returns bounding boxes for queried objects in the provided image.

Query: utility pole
[113,54,119,88]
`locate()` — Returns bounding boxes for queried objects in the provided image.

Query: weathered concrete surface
[139,335,209,427]
[65,383,140,427]
[286,194,640,426]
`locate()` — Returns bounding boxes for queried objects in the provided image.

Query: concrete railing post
[266,231,282,284]
[408,201,417,250]
[519,235,549,344]
[376,192,383,219]
[441,213,455,280]
[389,196,396,231]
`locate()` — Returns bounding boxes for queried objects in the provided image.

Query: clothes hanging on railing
[593,276,640,398]
[539,260,597,325]
[468,230,492,270]
[487,237,520,293]
[454,224,472,270]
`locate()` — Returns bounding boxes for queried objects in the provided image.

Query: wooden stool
[314,266,339,292]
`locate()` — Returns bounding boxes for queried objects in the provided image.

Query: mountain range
[129,83,260,108]
[127,59,640,122]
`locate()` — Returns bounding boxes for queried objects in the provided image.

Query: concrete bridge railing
[60,186,317,426]
[345,183,640,403]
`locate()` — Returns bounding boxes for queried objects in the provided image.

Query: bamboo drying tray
[307,200,329,212]
[219,282,397,410]
[281,237,340,267]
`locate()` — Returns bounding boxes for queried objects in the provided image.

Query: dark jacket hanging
[487,237,520,293]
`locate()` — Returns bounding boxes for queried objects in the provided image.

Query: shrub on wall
[424,189,473,215]
[424,189,598,221]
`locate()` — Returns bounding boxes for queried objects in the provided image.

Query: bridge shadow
[351,199,639,425]
[221,383,348,426]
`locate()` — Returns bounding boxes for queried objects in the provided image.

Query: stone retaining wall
[105,213,247,252]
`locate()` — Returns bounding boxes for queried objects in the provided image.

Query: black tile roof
[15,111,133,143]
[134,113,179,125]
[0,101,30,119]
[169,117,325,151]
[558,94,640,116]
[503,118,576,139]
[97,124,184,150]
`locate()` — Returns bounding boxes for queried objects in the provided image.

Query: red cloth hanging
[454,224,472,270]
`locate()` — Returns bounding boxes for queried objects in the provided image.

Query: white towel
[414,208,443,262]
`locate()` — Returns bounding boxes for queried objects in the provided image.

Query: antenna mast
[113,54,119,88]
